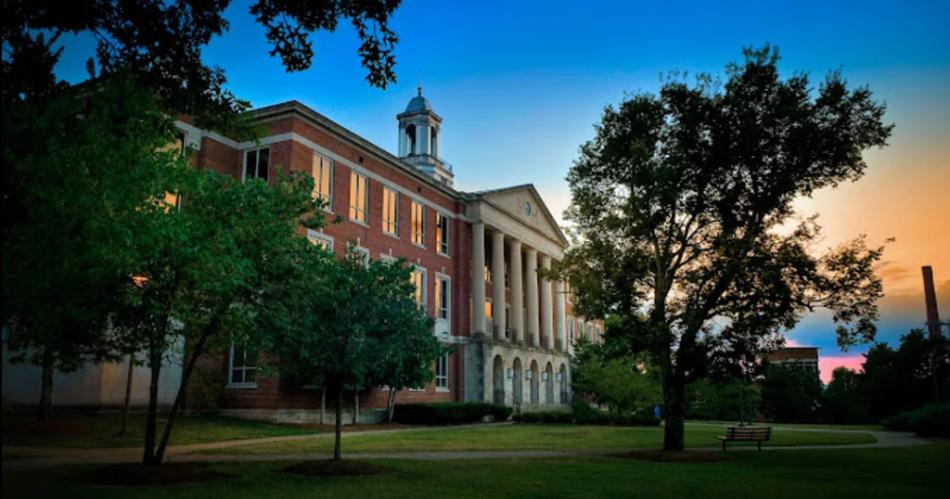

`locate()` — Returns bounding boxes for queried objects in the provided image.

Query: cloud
[819,355,866,384]
[877,261,912,283]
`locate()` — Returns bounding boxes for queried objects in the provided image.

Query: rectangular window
[435,353,449,390]
[312,153,333,208]
[348,243,370,268]
[485,299,493,320]
[411,201,425,245]
[348,171,368,223]
[307,229,334,252]
[382,186,399,236]
[244,148,270,182]
[436,213,449,255]
[229,344,257,386]
[435,276,450,320]
[411,268,426,310]
[567,318,574,344]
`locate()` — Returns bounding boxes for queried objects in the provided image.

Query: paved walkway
[1,423,929,471]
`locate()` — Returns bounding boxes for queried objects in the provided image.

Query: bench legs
[758,440,762,451]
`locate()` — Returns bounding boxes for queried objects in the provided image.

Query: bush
[512,403,660,426]
[882,403,950,436]
[513,411,573,424]
[392,402,511,425]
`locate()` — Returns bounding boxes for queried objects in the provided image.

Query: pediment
[477,185,568,247]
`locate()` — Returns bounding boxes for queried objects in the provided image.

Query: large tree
[261,249,438,460]
[557,46,892,451]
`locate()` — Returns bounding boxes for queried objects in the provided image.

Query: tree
[112,159,322,465]
[820,367,866,423]
[261,248,438,460]
[760,363,821,423]
[556,46,892,451]
[572,339,660,417]
[686,379,760,423]
[1,77,174,420]
[3,0,402,123]
[860,329,950,420]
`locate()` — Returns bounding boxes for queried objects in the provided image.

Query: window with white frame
[410,201,425,245]
[348,243,370,267]
[382,186,398,236]
[229,343,257,387]
[348,171,368,223]
[307,229,334,252]
[436,213,449,255]
[567,317,574,344]
[435,275,450,320]
[243,148,270,182]
[411,267,426,310]
[312,153,333,208]
[435,352,449,390]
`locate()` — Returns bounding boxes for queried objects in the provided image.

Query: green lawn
[5,443,948,499]
[1,412,318,448]
[198,423,877,455]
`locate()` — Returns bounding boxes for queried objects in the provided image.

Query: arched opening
[512,358,523,406]
[529,360,540,405]
[544,362,554,405]
[492,355,505,404]
[430,127,438,157]
[558,364,569,404]
[406,124,417,154]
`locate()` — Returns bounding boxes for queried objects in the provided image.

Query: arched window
[430,127,438,157]
[406,124,417,155]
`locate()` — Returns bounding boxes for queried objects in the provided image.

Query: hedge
[392,402,513,425]
[513,408,660,426]
[883,403,950,437]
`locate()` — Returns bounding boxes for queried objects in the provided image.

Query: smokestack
[922,266,941,339]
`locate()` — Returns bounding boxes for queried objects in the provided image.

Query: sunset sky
[54,0,949,382]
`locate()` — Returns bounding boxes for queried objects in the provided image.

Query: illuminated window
[244,148,269,182]
[312,153,333,208]
[485,299,493,320]
[435,353,449,390]
[411,267,427,310]
[411,201,425,245]
[229,344,257,387]
[382,186,398,236]
[436,213,449,255]
[349,172,368,223]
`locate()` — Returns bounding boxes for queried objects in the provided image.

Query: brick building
[178,89,603,423]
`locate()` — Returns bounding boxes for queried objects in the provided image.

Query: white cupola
[397,86,453,187]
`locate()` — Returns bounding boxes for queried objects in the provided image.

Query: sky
[52,0,950,382]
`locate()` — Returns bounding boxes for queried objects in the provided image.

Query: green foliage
[513,405,661,426]
[185,365,227,412]
[760,364,822,423]
[882,403,950,437]
[392,402,512,425]
[571,339,660,416]
[3,1,403,127]
[555,45,891,450]
[512,410,573,424]
[686,379,760,421]
[819,367,868,424]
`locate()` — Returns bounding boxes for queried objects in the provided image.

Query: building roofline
[471,183,569,246]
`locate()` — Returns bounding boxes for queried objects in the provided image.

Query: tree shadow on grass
[282,460,392,476]
[69,463,229,486]
[609,450,734,463]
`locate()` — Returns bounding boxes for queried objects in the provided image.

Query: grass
[5,442,948,498]
[689,420,885,431]
[1,412,318,448]
[197,423,877,455]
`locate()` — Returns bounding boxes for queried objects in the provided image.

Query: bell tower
[397,86,453,187]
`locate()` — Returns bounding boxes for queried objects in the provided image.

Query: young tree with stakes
[555,46,893,451]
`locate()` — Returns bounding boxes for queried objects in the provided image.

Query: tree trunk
[353,390,359,425]
[662,378,686,452]
[334,384,343,461]
[120,353,135,435]
[320,386,326,425]
[37,349,54,422]
[153,330,211,464]
[142,342,163,464]
[387,387,397,423]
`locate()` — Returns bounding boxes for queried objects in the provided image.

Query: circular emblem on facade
[522,201,532,216]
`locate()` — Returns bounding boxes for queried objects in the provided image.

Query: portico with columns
[463,185,573,409]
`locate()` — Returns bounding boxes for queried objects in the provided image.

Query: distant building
[766,347,819,373]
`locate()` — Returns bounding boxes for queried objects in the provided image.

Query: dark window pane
[245,151,257,180]
[258,148,269,181]
[231,369,242,383]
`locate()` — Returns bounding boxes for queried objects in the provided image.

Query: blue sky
[52,0,950,373]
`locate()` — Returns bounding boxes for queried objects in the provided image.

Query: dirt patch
[282,459,391,476]
[69,462,229,486]
[609,450,733,463]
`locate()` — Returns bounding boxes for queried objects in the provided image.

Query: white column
[491,230,506,341]
[510,240,524,344]
[555,280,566,351]
[525,248,540,347]
[472,222,486,337]
[540,255,554,350]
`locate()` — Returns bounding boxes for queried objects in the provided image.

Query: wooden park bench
[716,426,772,451]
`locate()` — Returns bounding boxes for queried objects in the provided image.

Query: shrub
[881,411,912,431]
[513,402,661,426]
[513,411,572,424]
[392,402,510,425]
[908,403,950,437]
